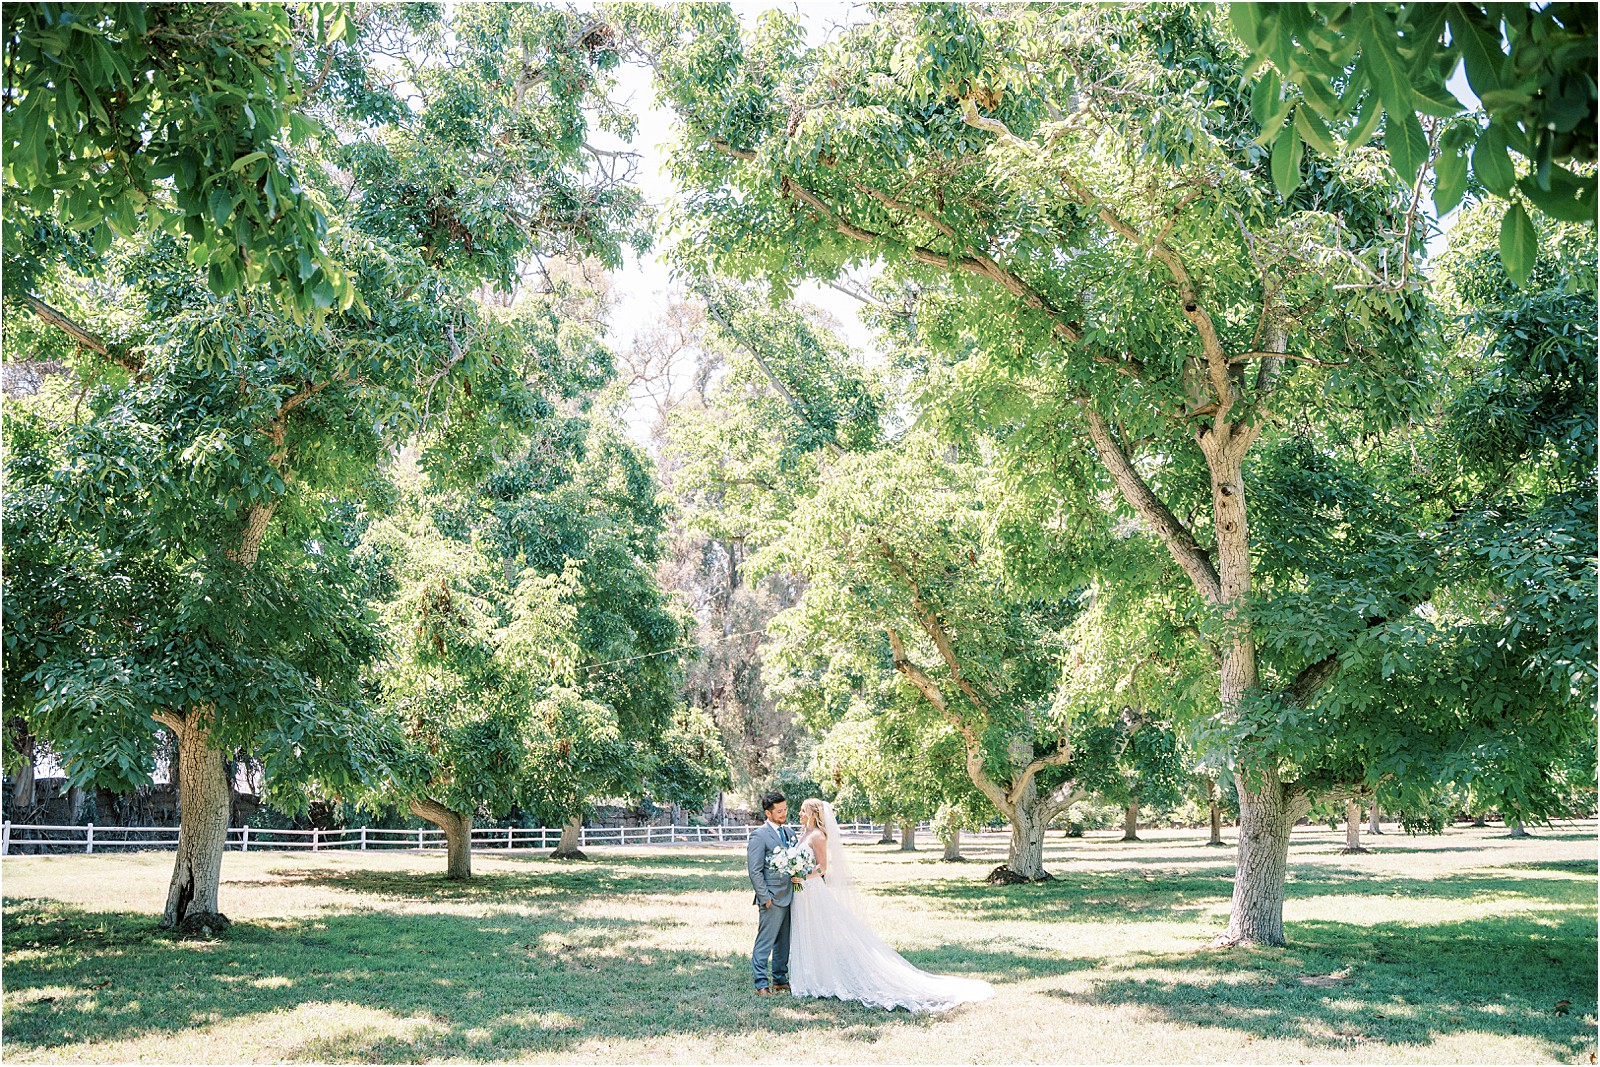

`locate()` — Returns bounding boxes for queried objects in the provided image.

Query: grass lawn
[2,822,1595,1064]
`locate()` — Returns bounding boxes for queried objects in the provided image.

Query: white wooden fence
[0,820,928,856]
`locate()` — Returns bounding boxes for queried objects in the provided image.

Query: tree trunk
[67,785,85,823]
[1214,770,1305,947]
[409,797,472,879]
[1121,799,1140,841]
[9,754,35,809]
[1508,818,1530,839]
[1471,811,1487,827]
[942,827,963,862]
[1207,778,1225,846]
[1200,438,1298,946]
[898,820,917,851]
[878,820,895,844]
[552,813,586,858]
[1342,799,1367,854]
[160,714,232,933]
[1368,802,1383,834]
[991,785,1051,882]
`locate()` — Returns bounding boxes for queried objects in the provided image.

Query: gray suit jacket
[748,821,796,907]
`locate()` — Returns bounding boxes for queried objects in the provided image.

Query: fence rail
[0,820,935,856]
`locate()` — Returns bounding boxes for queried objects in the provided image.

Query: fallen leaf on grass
[1553,999,1571,1016]
[89,980,110,989]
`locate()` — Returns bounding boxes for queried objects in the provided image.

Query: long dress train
[789,862,994,1012]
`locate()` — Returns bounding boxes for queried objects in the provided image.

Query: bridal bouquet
[769,843,818,891]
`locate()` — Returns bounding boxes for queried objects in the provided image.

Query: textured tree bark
[1215,770,1307,947]
[1368,802,1383,835]
[993,786,1051,881]
[898,820,917,851]
[160,712,232,933]
[1342,799,1367,854]
[942,828,963,861]
[409,797,472,879]
[1121,799,1140,841]
[9,747,36,809]
[877,820,896,844]
[1207,778,1225,846]
[1471,811,1487,827]
[552,813,586,858]
[67,785,85,823]
[1508,819,1530,839]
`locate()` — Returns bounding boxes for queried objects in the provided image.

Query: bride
[787,797,994,1012]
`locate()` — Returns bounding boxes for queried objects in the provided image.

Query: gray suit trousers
[752,897,792,989]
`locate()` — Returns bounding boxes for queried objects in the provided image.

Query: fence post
[242,826,249,853]
[507,826,513,851]
[312,828,320,852]
[1,820,8,856]
[86,823,94,854]
[361,827,368,851]
[419,827,425,851]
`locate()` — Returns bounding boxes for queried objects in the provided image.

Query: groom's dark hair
[761,790,786,813]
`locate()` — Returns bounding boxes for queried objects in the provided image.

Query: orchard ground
[2,823,1595,1064]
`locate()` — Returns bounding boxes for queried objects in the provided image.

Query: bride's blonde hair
[800,797,827,838]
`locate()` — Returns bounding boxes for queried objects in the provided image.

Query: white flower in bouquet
[768,843,818,890]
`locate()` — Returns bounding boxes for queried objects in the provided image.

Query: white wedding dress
[789,804,994,1013]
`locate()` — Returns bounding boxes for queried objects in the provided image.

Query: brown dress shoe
[774,984,792,994]
[755,987,773,996]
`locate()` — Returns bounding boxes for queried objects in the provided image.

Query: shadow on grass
[1071,913,1597,1060]
[0,898,956,1060]
[277,851,751,903]
[873,859,1598,926]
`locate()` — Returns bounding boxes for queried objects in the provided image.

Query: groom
[747,790,794,996]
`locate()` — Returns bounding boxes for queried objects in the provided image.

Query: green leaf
[1433,141,1469,215]
[1250,67,1279,131]
[1230,3,1264,49]
[1450,5,1505,97]
[1498,200,1536,285]
[1361,13,1413,119]
[1518,168,1598,224]
[1271,120,1303,195]
[1472,124,1517,197]
[209,186,237,229]
[230,151,270,173]
[1411,80,1463,119]
[1347,89,1384,149]
[1386,109,1427,183]
[1295,106,1337,155]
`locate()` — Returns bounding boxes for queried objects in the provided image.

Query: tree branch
[702,141,1140,371]
[876,539,997,709]
[152,710,186,736]
[699,296,843,458]
[1042,783,1086,821]
[1077,401,1222,602]
[961,100,1228,397]
[1286,588,1434,707]
[20,294,140,371]
[1009,745,1075,808]
[887,627,1011,815]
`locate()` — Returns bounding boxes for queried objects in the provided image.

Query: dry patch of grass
[2,823,1595,1063]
